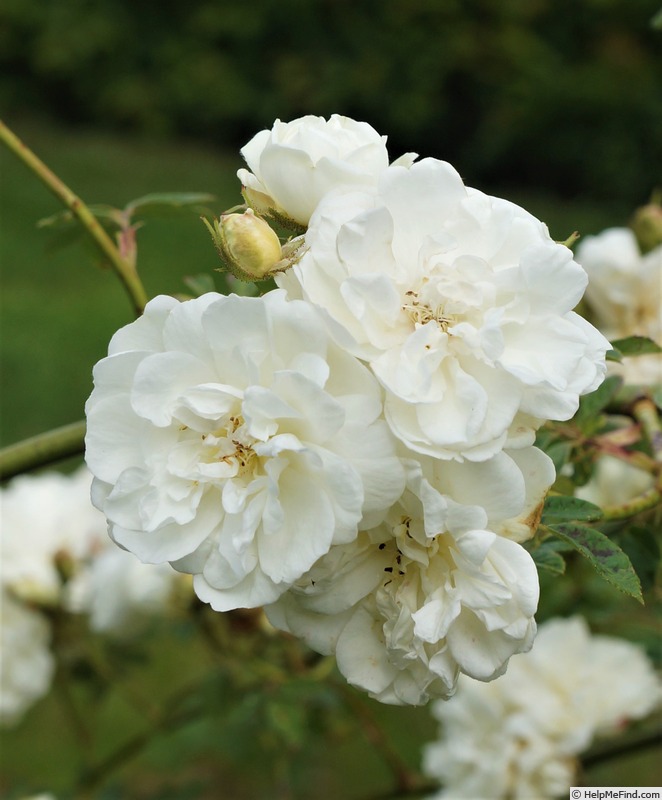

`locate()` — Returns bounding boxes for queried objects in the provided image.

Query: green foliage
[546,522,644,604]
[182,272,217,297]
[1,0,661,204]
[541,495,604,524]
[610,335,662,358]
[528,537,569,575]
[574,375,623,433]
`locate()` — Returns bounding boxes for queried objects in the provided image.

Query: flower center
[197,414,258,478]
[402,290,454,332]
[378,515,460,594]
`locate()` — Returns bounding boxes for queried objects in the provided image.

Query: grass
[1,116,239,448]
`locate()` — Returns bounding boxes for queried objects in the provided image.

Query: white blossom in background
[67,547,182,637]
[238,114,416,227]
[278,158,609,460]
[85,290,404,612]
[576,227,662,386]
[0,590,55,726]
[266,446,555,705]
[422,616,662,799]
[0,467,182,638]
[0,467,106,605]
[17,795,57,800]
[575,454,655,509]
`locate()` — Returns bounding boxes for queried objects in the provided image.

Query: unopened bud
[630,199,662,254]
[203,208,283,281]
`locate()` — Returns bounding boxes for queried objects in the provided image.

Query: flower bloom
[67,546,182,637]
[576,227,662,386]
[237,114,416,228]
[266,446,554,705]
[422,616,662,799]
[278,158,609,460]
[0,590,55,727]
[85,290,404,611]
[1,467,182,643]
[575,454,654,509]
[0,467,107,605]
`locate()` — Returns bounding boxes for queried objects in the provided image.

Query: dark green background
[2,0,661,203]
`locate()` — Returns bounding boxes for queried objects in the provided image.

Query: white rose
[85,290,404,611]
[504,617,662,740]
[266,446,553,705]
[423,697,576,800]
[576,227,662,386]
[0,590,55,726]
[422,616,662,799]
[17,795,58,800]
[575,454,654,509]
[0,467,107,605]
[18,796,58,800]
[238,114,416,227]
[278,158,609,460]
[68,547,182,637]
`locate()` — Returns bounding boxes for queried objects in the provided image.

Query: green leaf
[531,544,566,575]
[225,275,260,297]
[574,375,623,430]
[544,440,573,472]
[610,335,662,357]
[125,192,216,215]
[549,522,643,603]
[183,273,216,297]
[541,495,603,524]
[265,699,307,749]
[606,348,623,362]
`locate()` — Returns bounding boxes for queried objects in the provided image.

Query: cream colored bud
[630,201,662,254]
[204,208,283,281]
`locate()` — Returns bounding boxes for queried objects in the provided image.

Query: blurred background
[1,0,661,797]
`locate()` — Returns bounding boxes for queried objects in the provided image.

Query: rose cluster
[85,115,609,705]
[422,616,661,799]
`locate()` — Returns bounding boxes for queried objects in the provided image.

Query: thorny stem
[582,726,662,769]
[74,673,212,796]
[0,420,86,482]
[84,642,162,726]
[598,397,662,520]
[53,645,93,763]
[581,396,662,521]
[363,783,439,800]
[0,119,148,317]
[192,603,288,686]
[601,486,661,520]
[633,398,662,465]
[75,702,203,796]
[593,442,658,474]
